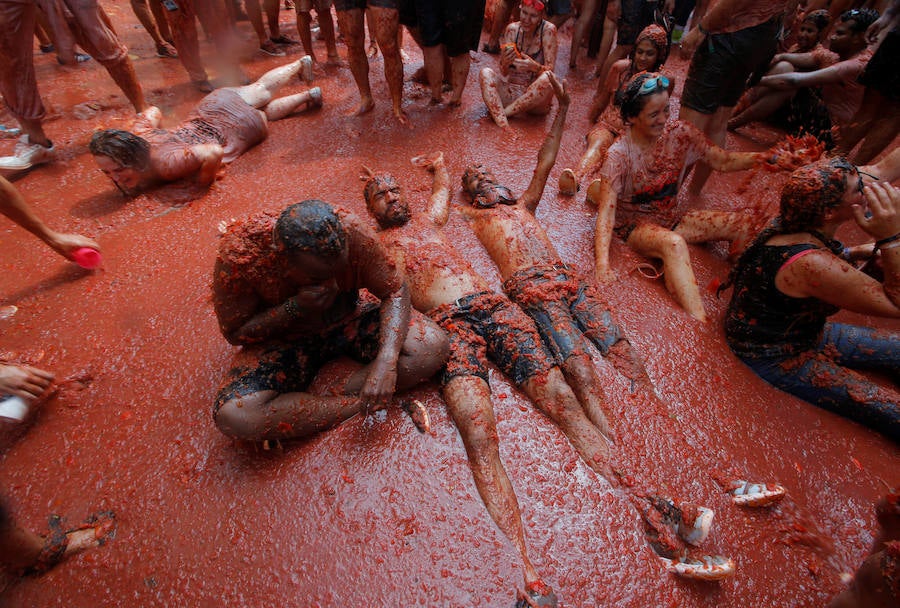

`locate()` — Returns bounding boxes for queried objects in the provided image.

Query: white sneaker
[0,135,55,175]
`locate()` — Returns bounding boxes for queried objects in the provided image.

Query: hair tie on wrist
[872,232,900,254]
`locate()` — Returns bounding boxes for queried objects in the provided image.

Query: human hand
[359,356,398,411]
[291,281,338,313]
[762,134,825,172]
[411,152,444,172]
[501,43,520,62]
[547,71,569,106]
[759,73,795,90]
[866,13,890,45]
[45,231,100,261]
[0,364,54,400]
[854,181,900,241]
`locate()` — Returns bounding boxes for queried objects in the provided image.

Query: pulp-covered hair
[633,24,670,69]
[363,174,399,208]
[802,9,831,32]
[839,8,879,33]
[274,199,346,256]
[719,157,855,295]
[89,129,151,170]
[620,72,668,123]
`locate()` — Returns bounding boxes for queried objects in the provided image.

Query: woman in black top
[724,157,900,443]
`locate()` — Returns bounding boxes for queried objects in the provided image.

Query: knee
[408,323,450,375]
[659,232,690,259]
[213,393,270,440]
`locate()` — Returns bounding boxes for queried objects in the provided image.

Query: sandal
[299,55,314,84]
[677,503,715,546]
[662,554,735,581]
[585,178,602,206]
[728,480,786,507]
[23,511,116,576]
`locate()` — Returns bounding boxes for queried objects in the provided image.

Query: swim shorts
[333,0,397,11]
[502,263,624,363]
[427,290,554,386]
[617,0,659,46]
[399,0,484,55]
[214,299,382,413]
[858,27,900,102]
[681,15,780,114]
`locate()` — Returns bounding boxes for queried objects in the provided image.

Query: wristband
[875,232,900,249]
[698,22,710,36]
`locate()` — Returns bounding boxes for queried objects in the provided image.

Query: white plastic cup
[0,395,28,422]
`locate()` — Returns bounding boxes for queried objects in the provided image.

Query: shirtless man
[210,199,448,443]
[365,152,620,606]
[459,74,786,579]
[334,0,406,123]
[89,58,320,196]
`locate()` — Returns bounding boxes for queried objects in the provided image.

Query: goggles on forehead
[522,0,545,12]
[638,74,670,96]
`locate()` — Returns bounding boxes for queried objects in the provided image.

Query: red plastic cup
[72,247,102,269]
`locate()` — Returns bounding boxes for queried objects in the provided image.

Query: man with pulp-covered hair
[210,199,448,443]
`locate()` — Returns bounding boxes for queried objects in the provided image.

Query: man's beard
[380,203,411,227]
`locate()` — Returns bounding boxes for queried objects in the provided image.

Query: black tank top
[725,243,839,357]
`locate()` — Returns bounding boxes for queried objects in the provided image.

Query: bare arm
[702,145,763,173]
[776,182,900,315]
[412,152,450,227]
[864,146,900,183]
[0,363,54,400]
[760,61,850,90]
[593,178,618,283]
[0,176,99,260]
[521,72,568,214]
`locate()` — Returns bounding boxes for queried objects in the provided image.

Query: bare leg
[368,5,406,123]
[486,0,515,50]
[570,0,598,68]
[480,67,510,127]
[592,16,616,77]
[129,0,167,47]
[343,314,449,393]
[845,93,900,165]
[442,376,546,591]
[234,58,306,107]
[16,118,52,149]
[336,8,375,115]
[296,8,317,60]
[561,126,615,193]
[627,223,707,322]
[557,353,615,440]
[264,88,321,120]
[727,61,794,130]
[101,57,149,113]
[148,0,173,42]
[264,0,281,38]
[682,106,731,196]
[521,367,617,483]
[503,72,554,117]
[245,0,269,45]
[448,52,470,106]
[675,210,757,256]
[318,7,339,61]
[215,389,364,441]
[423,43,446,103]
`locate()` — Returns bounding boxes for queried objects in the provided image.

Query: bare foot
[393,106,409,126]
[348,98,375,116]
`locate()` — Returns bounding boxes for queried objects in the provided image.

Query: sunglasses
[637,74,670,95]
[522,0,545,12]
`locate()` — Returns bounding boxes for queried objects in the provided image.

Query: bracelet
[875,232,900,248]
[283,297,301,320]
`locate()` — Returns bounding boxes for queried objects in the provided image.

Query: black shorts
[503,263,624,363]
[618,0,658,46]
[214,300,382,413]
[858,27,900,102]
[427,291,554,386]
[681,15,780,113]
[399,0,485,55]
[333,0,397,11]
